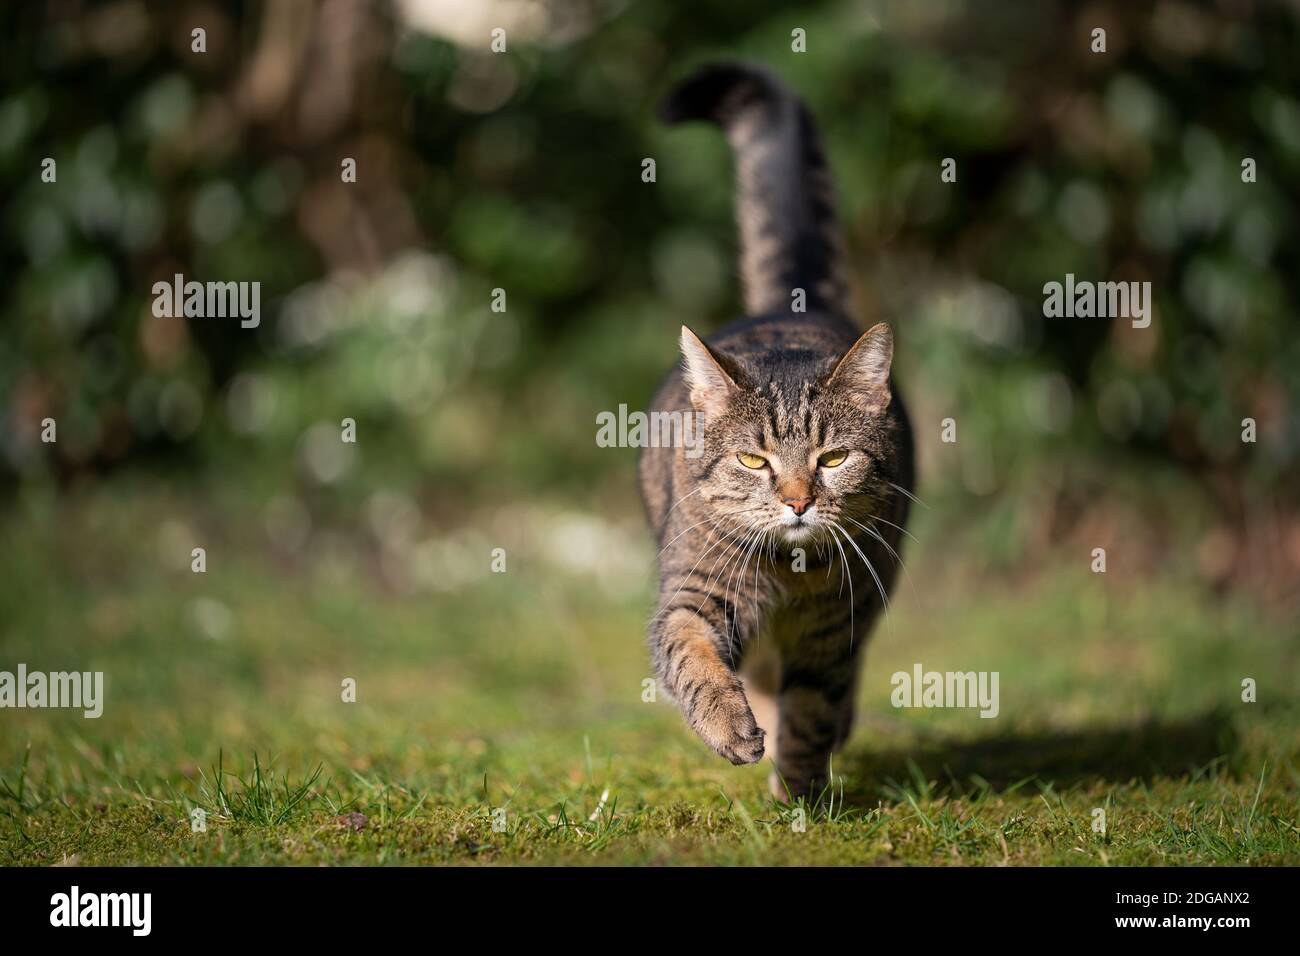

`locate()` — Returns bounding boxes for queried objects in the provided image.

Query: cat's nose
[784,496,814,516]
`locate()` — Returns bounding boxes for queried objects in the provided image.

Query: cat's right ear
[680,326,740,417]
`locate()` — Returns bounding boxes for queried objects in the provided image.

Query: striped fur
[641,63,915,800]
[657,61,851,318]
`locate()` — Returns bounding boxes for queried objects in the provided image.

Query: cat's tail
[658,62,850,318]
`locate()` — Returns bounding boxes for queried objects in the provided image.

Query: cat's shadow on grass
[834,709,1239,803]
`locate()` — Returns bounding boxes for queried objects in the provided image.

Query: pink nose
[784,497,814,516]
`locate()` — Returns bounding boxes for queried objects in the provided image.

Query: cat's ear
[680,326,741,417]
[826,323,893,414]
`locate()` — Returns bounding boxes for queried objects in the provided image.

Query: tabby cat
[639,62,915,800]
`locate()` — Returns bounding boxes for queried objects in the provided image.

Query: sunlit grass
[0,482,1296,865]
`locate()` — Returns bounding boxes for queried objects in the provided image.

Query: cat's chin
[778,523,821,545]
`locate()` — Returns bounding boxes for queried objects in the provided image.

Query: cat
[639,62,915,800]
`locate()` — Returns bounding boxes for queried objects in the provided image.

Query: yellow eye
[818,450,848,468]
[737,453,767,469]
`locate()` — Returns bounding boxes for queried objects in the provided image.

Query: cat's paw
[691,682,766,765]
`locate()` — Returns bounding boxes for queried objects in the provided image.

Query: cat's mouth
[779,502,818,528]
[777,507,823,543]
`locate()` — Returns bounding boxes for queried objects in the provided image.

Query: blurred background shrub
[0,0,1296,602]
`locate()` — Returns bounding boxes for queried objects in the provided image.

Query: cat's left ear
[826,323,893,414]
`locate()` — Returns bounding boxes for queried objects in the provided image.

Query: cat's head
[679,323,900,547]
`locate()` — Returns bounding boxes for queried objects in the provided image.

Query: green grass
[0,479,1296,865]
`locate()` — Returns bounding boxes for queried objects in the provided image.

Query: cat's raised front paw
[691,683,766,765]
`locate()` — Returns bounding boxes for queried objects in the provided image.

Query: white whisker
[825,523,855,650]
[829,519,890,625]
[663,485,703,517]
[653,521,751,621]
[888,482,926,509]
[842,515,916,599]
[861,512,918,545]
[655,505,765,559]
[719,524,766,665]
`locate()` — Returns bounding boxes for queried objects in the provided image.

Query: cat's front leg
[650,607,765,765]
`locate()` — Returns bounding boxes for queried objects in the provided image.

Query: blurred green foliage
[0,0,1296,552]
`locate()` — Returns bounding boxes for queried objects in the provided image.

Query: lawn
[1,477,1297,866]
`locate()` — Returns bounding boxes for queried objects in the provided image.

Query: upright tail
[658,62,850,319]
